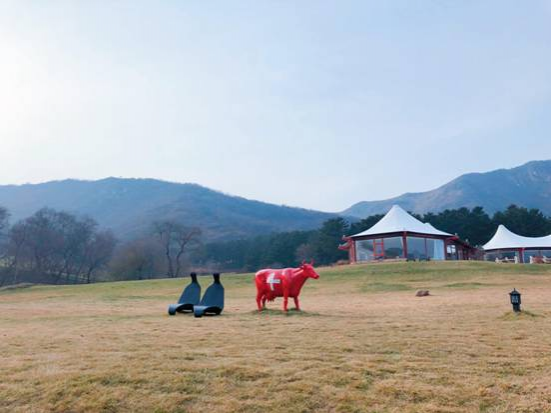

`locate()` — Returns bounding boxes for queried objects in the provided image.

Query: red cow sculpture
[255,260,320,311]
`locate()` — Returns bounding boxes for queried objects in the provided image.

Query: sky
[1,0,550,212]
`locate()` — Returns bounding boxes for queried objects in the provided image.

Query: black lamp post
[509,288,521,312]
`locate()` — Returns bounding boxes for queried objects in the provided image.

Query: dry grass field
[2,261,551,413]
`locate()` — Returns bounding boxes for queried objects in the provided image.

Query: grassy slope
[2,262,551,413]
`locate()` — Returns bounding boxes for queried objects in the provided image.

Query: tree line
[109,221,201,281]
[1,204,550,286]
[0,208,116,286]
[193,204,551,272]
[0,207,201,286]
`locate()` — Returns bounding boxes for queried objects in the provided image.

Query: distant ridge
[0,178,334,241]
[343,160,551,218]
[2,160,550,241]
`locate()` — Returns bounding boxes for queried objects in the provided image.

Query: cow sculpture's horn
[310,259,315,266]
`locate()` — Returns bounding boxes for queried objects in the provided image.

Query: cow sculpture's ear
[310,259,315,266]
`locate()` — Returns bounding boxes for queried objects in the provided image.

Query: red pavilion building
[340,205,474,263]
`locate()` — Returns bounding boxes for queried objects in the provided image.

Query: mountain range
[0,179,334,241]
[343,160,551,217]
[0,160,549,241]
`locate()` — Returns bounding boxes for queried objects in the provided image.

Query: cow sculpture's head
[300,260,320,279]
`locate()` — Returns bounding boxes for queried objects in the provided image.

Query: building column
[350,241,356,264]
[402,232,408,259]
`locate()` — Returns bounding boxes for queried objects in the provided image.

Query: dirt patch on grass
[359,282,412,293]
[443,282,491,289]
[499,310,542,320]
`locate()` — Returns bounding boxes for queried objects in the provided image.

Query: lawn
[2,261,551,413]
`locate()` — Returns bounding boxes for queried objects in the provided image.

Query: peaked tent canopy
[350,205,452,238]
[482,225,551,251]
[340,205,474,263]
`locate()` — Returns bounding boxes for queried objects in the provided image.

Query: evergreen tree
[348,214,384,235]
[309,218,350,265]
[423,207,493,246]
[492,205,551,237]
[190,205,551,271]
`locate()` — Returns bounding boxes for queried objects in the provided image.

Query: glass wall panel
[523,249,551,263]
[407,237,426,260]
[356,240,374,262]
[427,239,445,260]
[524,249,539,263]
[446,244,458,260]
[355,238,405,261]
[383,237,404,259]
[484,250,519,262]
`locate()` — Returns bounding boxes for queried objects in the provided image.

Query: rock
[415,290,430,297]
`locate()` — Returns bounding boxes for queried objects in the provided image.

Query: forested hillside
[0,178,334,241]
[193,205,551,272]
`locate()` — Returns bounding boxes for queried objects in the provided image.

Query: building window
[427,239,445,260]
[355,237,404,262]
[407,237,426,260]
[447,244,457,260]
[384,237,404,259]
[523,249,551,263]
[406,237,445,260]
[485,251,519,261]
[356,240,374,262]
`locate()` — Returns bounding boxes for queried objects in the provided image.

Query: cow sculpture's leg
[262,296,267,308]
[283,291,289,312]
[256,292,264,311]
[293,296,300,311]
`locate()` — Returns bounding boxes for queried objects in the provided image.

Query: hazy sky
[1,1,550,212]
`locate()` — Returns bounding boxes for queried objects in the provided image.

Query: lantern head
[509,288,521,312]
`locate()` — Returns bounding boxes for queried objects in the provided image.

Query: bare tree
[2,208,116,286]
[0,206,9,260]
[0,206,10,286]
[3,220,28,286]
[22,208,65,278]
[153,220,201,278]
[83,230,117,283]
[53,213,97,283]
[109,238,161,281]
[0,206,8,236]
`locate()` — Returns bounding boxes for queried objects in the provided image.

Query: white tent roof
[350,205,452,238]
[482,225,551,250]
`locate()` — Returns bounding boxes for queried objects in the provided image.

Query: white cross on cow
[266,273,281,291]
